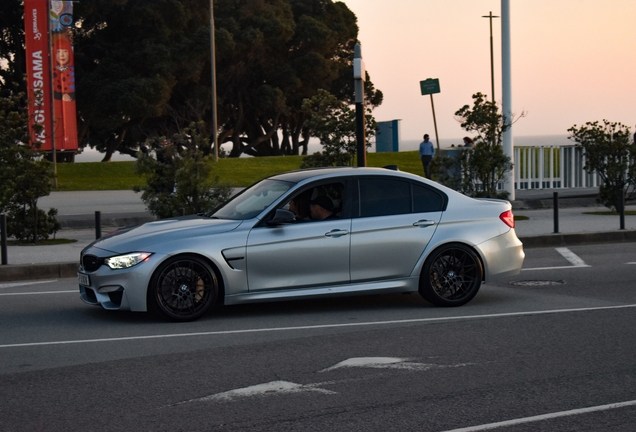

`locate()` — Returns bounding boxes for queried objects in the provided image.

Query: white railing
[514,145,601,190]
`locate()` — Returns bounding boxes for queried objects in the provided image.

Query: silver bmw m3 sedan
[78,167,524,321]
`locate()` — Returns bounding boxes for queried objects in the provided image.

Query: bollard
[618,188,625,230]
[1,214,7,265]
[178,208,185,217]
[553,192,559,233]
[95,211,102,239]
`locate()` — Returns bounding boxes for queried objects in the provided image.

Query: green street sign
[420,78,440,95]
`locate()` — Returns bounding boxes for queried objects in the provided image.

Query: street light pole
[482,11,499,103]
[210,0,219,162]
[353,44,366,167]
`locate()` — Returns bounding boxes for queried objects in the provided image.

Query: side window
[359,178,411,217]
[282,181,346,222]
[413,183,445,213]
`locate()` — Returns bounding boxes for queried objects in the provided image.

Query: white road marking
[522,247,589,271]
[0,280,56,289]
[184,357,472,404]
[2,303,636,349]
[319,357,471,372]
[555,247,588,267]
[439,399,636,432]
[0,291,76,296]
[185,380,337,403]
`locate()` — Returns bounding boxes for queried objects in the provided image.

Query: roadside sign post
[420,78,441,150]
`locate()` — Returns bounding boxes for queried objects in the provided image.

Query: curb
[0,262,78,282]
[519,230,636,248]
[512,196,598,210]
[58,215,155,230]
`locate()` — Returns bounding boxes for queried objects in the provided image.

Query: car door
[349,177,445,282]
[245,180,351,292]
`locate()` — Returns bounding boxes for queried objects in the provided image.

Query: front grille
[82,254,101,272]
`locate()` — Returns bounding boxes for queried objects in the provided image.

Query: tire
[148,255,219,322]
[419,243,483,307]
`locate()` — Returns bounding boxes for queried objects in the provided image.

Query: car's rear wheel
[148,255,218,322]
[419,243,483,307]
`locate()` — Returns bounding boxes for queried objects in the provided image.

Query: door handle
[325,229,350,237]
[413,220,436,227]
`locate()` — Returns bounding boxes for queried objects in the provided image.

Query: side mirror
[267,209,296,226]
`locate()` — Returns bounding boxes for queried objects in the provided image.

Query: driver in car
[310,196,338,220]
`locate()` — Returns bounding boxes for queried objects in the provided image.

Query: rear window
[358,178,445,217]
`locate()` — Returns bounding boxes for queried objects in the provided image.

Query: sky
[340,0,636,143]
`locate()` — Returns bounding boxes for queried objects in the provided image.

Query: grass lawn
[55,151,425,191]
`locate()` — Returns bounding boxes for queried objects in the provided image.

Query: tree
[436,92,516,199]
[69,0,382,159]
[134,122,231,219]
[300,89,376,167]
[568,120,636,210]
[0,2,27,97]
[0,91,60,243]
[73,0,213,161]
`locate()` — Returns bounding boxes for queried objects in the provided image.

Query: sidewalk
[1,187,635,281]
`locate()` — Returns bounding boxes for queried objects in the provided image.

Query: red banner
[50,1,78,151]
[24,0,53,150]
[23,0,79,152]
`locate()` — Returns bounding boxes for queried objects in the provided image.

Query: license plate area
[78,272,91,286]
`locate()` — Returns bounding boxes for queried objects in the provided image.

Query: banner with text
[24,0,53,150]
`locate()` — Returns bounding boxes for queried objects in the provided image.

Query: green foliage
[0,92,60,242]
[6,207,61,243]
[568,120,636,210]
[445,92,514,199]
[134,122,232,218]
[300,89,376,168]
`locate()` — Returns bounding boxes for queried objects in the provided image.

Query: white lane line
[0,280,57,289]
[556,247,589,267]
[522,247,589,271]
[0,291,76,296]
[1,303,636,349]
[439,399,636,432]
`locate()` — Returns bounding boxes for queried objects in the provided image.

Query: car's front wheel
[148,255,219,322]
[419,243,483,307]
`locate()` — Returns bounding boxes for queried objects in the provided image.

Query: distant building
[376,120,401,152]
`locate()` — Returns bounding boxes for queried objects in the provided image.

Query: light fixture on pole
[482,11,499,103]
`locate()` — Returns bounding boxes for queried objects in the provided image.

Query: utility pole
[482,11,499,103]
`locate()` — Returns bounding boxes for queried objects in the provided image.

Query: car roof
[268,166,418,184]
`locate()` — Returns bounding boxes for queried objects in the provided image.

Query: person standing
[419,134,435,179]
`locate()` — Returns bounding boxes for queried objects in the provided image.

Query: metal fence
[514,145,601,190]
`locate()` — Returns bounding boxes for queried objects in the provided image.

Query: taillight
[499,210,515,228]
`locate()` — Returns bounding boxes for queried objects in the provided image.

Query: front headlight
[105,252,152,269]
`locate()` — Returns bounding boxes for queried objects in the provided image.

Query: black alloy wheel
[419,243,483,307]
[149,255,219,322]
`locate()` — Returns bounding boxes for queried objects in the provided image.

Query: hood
[86,217,243,254]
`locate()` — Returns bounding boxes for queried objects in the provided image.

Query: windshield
[212,179,293,220]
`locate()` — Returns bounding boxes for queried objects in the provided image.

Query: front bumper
[78,250,166,312]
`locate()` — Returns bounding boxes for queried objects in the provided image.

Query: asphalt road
[2,243,636,431]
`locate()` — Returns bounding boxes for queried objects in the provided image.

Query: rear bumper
[478,229,525,281]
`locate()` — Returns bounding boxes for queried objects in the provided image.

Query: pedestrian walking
[419,134,435,179]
